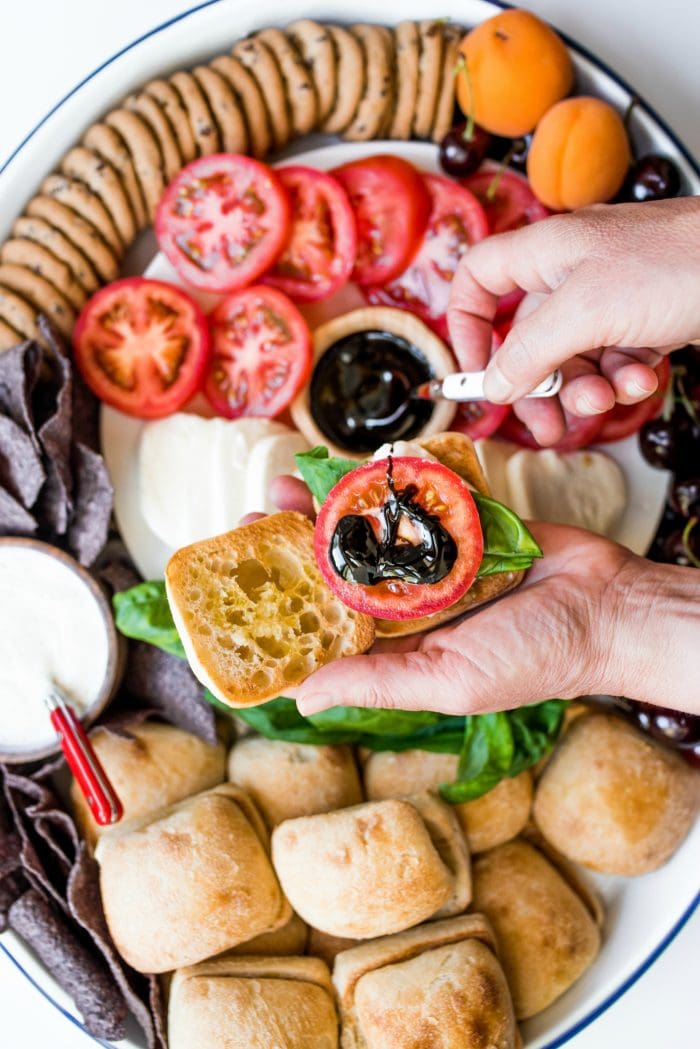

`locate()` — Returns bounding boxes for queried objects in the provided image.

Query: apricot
[527,96,632,210]
[457,9,574,137]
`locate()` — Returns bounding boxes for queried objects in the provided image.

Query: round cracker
[233,37,290,150]
[192,66,248,155]
[169,71,221,157]
[41,174,122,255]
[321,26,364,135]
[413,19,445,140]
[0,239,86,311]
[344,24,393,142]
[0,264,75,338]
[0,317,22,351]
[255,28,317,137]
[144,79,198,165]
[0,287,44,344]
[389,21,420,140]
[61,147,135,246]
[12,216,99,295]
[125,90,183,182]
[210,54,271,158]
[82,122,148,230]
[288,19,337,124]
[25,196,119,283]
[104,108,165,221]
[431,25,463,143]
[375,25,396,137]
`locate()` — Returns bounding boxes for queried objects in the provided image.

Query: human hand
[448,196,700,445]
[290,522,700,716]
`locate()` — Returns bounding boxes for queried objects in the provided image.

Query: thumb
[291,588,570,716]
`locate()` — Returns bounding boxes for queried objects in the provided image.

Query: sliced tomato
[464,166,549,325]
[364,173,489,341]
[453,401,512,440]
[597,358,671,443]
[331,155,431,285]
[498,409,605,453]
[264,166,357,302]
[72,277,209,419]
[462,166,550,234]
[155,154,291,293]
[314,457,484,621]
[204,285,311,418]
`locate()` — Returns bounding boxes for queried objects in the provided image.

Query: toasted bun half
[165,511,375,708]
[373,432,525,638]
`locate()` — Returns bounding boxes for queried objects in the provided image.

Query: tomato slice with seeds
[364,173,489,341]
[596,358,671,443]
[204,285,312,419]
[331,155,432,286]
[72,277,209,419]
[155,154,291,293]
[315,457,484,621]
[264,166,357,302]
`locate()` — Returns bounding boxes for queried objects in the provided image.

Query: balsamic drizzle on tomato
[329,457,457,586]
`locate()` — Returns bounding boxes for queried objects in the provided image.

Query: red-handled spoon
[46,686,123,827]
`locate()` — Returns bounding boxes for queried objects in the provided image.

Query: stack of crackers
[0,19,464,350]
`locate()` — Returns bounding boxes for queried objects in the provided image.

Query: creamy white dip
[0,546,110,753]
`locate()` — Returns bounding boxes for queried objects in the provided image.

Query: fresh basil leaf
[235,697,359,744]
[308,706,445,737]
[113,581,185,659]
[473,492,542,577]
[294,446,358,504]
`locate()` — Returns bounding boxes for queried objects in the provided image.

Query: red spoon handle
[49,704,123,826]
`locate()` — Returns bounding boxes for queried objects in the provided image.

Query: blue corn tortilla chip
[0,416,45,506]
[124,641,219,745]
[9,888,128,1041]
[0,486,37,535]
[67,442,113,566]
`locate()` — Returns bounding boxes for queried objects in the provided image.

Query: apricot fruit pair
[457,9,574,138]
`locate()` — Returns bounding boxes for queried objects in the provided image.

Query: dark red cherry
[439,123,492,178]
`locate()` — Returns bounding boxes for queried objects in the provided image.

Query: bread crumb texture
[166,512,374,706]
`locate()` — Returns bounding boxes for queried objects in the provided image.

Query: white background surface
[0,1,697,1047]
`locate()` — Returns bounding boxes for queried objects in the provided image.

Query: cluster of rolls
[0,18,462,352]
[72,709,699,1048]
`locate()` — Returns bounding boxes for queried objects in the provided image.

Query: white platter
[0,3,698,1048]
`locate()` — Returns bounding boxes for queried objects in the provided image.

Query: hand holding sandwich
[291,523,700,716]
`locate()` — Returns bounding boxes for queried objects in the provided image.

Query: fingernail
[483,365,515,404]
[575,395,607,415]
[296,695,332,716]
[628,378,656,397]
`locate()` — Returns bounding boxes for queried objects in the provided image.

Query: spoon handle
[47,688,123,827]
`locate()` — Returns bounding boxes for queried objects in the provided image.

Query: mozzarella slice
[138,414,296,549]
[475,438,519,504]
[506,448,627,537]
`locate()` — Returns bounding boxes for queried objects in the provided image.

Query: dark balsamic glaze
[309,330,434,453]
[330,458,457,586]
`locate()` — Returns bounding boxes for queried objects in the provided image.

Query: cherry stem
[454,55,475,142]
[682,516,700,569]
[486,145,517,201]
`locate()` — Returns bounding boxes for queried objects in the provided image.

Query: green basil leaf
[294,446,358,504]
[308,706,445,737]
[112,581,185,659]
[473,492,542,576]
[235,697,359,745]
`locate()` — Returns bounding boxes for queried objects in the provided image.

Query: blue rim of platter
[0,1,698,1046]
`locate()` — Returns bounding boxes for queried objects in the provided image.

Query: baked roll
[363,749,532,852]
[471,838,601,1018]
[533,712,700,875]
[96,784,290,972]
[271,795,470,939]
[230,911,308,956]
[228,737,362,827]
[169,955,338,1049]
[70,721,226,847]
[333,914,517,1049]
